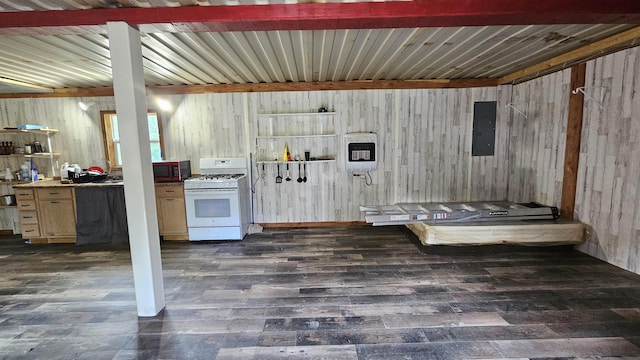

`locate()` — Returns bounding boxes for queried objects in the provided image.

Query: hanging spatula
[276,162,282,183]
[303,162,307,183]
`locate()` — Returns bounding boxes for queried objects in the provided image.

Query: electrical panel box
[345,132,377,173]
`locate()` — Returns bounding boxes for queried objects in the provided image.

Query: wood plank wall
[0,96,117,173]
[397,87,511,204]
[0,87,510,225]
[507,69,571,207]
[574,46,640,274]
[248,89,509,222]
[508,46,640,275]
[0,97,118,233]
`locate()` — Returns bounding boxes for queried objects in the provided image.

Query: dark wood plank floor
[1,226,640,359]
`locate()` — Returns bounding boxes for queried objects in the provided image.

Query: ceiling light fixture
[156,98,172,112]
[78,101,95,111]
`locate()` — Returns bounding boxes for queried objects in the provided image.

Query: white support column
[107,21,165,317]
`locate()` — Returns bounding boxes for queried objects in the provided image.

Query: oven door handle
[185,188,238,195]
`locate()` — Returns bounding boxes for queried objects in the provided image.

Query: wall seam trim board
[393,91,401,204]
[242,92,253,223]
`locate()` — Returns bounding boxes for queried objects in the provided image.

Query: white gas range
[183,158,250,241]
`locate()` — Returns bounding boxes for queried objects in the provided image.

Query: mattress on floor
[406,219,585,246]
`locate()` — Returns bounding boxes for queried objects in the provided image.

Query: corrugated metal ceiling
[1,24,635,89]
[0,0,639,95]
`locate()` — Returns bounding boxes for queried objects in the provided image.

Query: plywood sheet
[406,220,585,246]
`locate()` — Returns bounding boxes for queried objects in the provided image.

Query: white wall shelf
[255,159,336,164]
[0,127,60,179]
[24,153,61,158]
[256,134,336,140]
[255,111,337,163]
[256,112,336,137]
[0,128,59,135]
[257,112,336,117]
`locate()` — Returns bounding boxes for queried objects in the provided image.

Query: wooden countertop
[13,180,184,188]
[13,179,124,188]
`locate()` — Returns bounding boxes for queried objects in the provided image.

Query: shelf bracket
[505,103,528,118]
[571,86,607,108]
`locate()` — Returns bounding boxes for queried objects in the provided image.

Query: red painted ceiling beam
[0,0,639,33]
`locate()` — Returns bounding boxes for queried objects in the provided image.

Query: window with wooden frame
[100,110,165,170]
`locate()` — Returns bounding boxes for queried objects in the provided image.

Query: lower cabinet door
[157,197,188,235]
[38,199,76,237]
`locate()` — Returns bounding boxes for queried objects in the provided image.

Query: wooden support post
[560,63,586,219]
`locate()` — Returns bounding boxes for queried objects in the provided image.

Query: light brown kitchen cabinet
[15,188,40,239]
[15,182,188,244]
[35,188,76,243]
[155,183,188,241]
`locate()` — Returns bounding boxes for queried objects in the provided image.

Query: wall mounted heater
[345,132,377,173]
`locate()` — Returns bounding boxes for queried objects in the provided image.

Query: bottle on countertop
[4,168,13,181]
[21,165,29,181]
[60,162,70,180]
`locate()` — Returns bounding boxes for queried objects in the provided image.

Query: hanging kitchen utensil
[275,162,282,183]
[285,163,291,181]
[303,162,307,183]
[297,162,303,183]
[261,163,267,182]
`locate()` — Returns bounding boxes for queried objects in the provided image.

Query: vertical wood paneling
[574,46,640,274]
[508,69,570,207]
[469,86,510,201]
[0,97,117,233]
[249,90,397,223]
[162,93,248,172]
[397,87,509,205]
[0,86,514,228]
[0,97,114,176]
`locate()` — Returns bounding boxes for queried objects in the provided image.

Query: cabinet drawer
[19,211,39,225]
[15,189,35,200]
[37,188,73,200]
[21,224,41,238]
[155,184,184,198]
[17,200,37,211]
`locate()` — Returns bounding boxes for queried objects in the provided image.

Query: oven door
[184,188,240,228]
